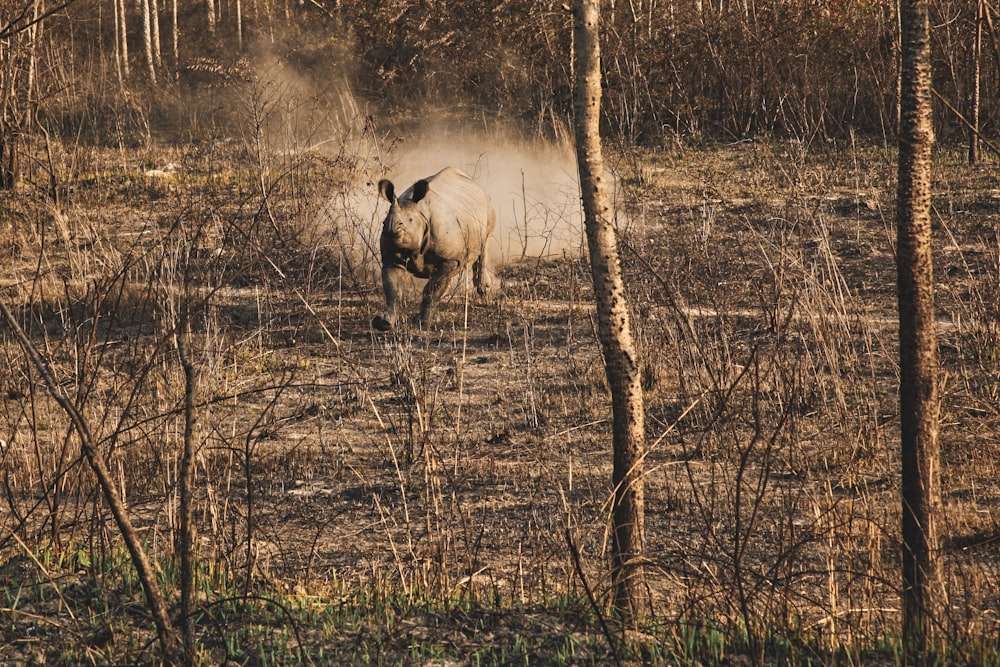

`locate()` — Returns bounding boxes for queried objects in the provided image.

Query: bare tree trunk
[236,0,243,50]
[573,0,647,626]
[118,0,130,80]
[176,306,199,663]
[151,0,161,68]
[266,0,274,43]
[969,0,983,164]
[112,0,124,83]
[205,0,216,35]
[0,39,20,189]
[0,125,18,189]
[895,0,902,132]
[25,0,42,131]
[139,0,155,83]
[897,0,942,664]
[171,0,178,78]
[983,3,1000,74]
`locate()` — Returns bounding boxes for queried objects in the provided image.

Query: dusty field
[1,136,998,664]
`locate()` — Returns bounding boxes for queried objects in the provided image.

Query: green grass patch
[8,542,997,665]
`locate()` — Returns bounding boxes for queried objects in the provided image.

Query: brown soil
[1,138,998,662]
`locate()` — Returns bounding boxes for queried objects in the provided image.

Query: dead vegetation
[0,119,998,665]
[2,0,999,662]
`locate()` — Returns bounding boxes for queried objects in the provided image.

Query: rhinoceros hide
[373,167,498,331]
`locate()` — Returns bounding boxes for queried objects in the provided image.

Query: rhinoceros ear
[412,179,430,203]
[378,179,395,203]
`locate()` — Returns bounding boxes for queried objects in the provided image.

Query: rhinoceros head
[379,178,430,253]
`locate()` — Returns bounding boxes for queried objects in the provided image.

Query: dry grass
[0,129,998,665]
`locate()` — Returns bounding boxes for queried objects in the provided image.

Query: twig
[0,0,77,40]
[931,88,1000,159]
[564,526,622,667]
[0,297,182,665]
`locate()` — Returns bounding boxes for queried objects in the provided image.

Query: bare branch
[0,0,77,40]
[0,296,183,666]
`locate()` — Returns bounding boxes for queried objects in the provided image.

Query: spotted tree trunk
[896,0,942,663]
[572,0,647,625]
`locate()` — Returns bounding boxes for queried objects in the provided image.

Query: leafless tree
[176,297,199,663]
[23,0,41,130]
[573,0,647,625]
[896,0,943,664]
[969,0,983,164]
[151,0,162,68]
[139,0,156,83]
[236,0,244,49]
[0,300,184,665]
[205,0,216,35]
[0,0,68,188]
[0,0,74,39]
[116,0,130,81]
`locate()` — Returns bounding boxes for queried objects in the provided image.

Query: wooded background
[2,0,996,151]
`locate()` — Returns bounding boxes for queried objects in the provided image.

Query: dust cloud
[246,48,615,274]
[232,44,616,275]
[387,128,586,264]
[314,100,629,289]
[318,125,607,289]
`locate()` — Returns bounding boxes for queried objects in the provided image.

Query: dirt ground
[1,138,999,662]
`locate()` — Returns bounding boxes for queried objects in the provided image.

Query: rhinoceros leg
[418,260,461,328]
[473,250,498,301]
[474,209,499,300]
[373,264,408,331]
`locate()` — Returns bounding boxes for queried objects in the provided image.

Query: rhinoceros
[373,167,498,331]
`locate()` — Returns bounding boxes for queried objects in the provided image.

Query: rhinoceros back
[408,168,494,258]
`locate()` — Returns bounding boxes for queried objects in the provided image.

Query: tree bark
[0,124,19,190]
[25,0,42,131]
[117,0,130,80]
[235,0,243,50]
[969,0,983,164]
[112,0,124,83]
[176,308,199,663]
[1,9,22,189]
[205,0,216,35]
[896,0,942,664]
[151,0,161,68]
[171,0,178,78]
[573,0,647,625]
[139,0,155,83]
[895,0,902,131]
